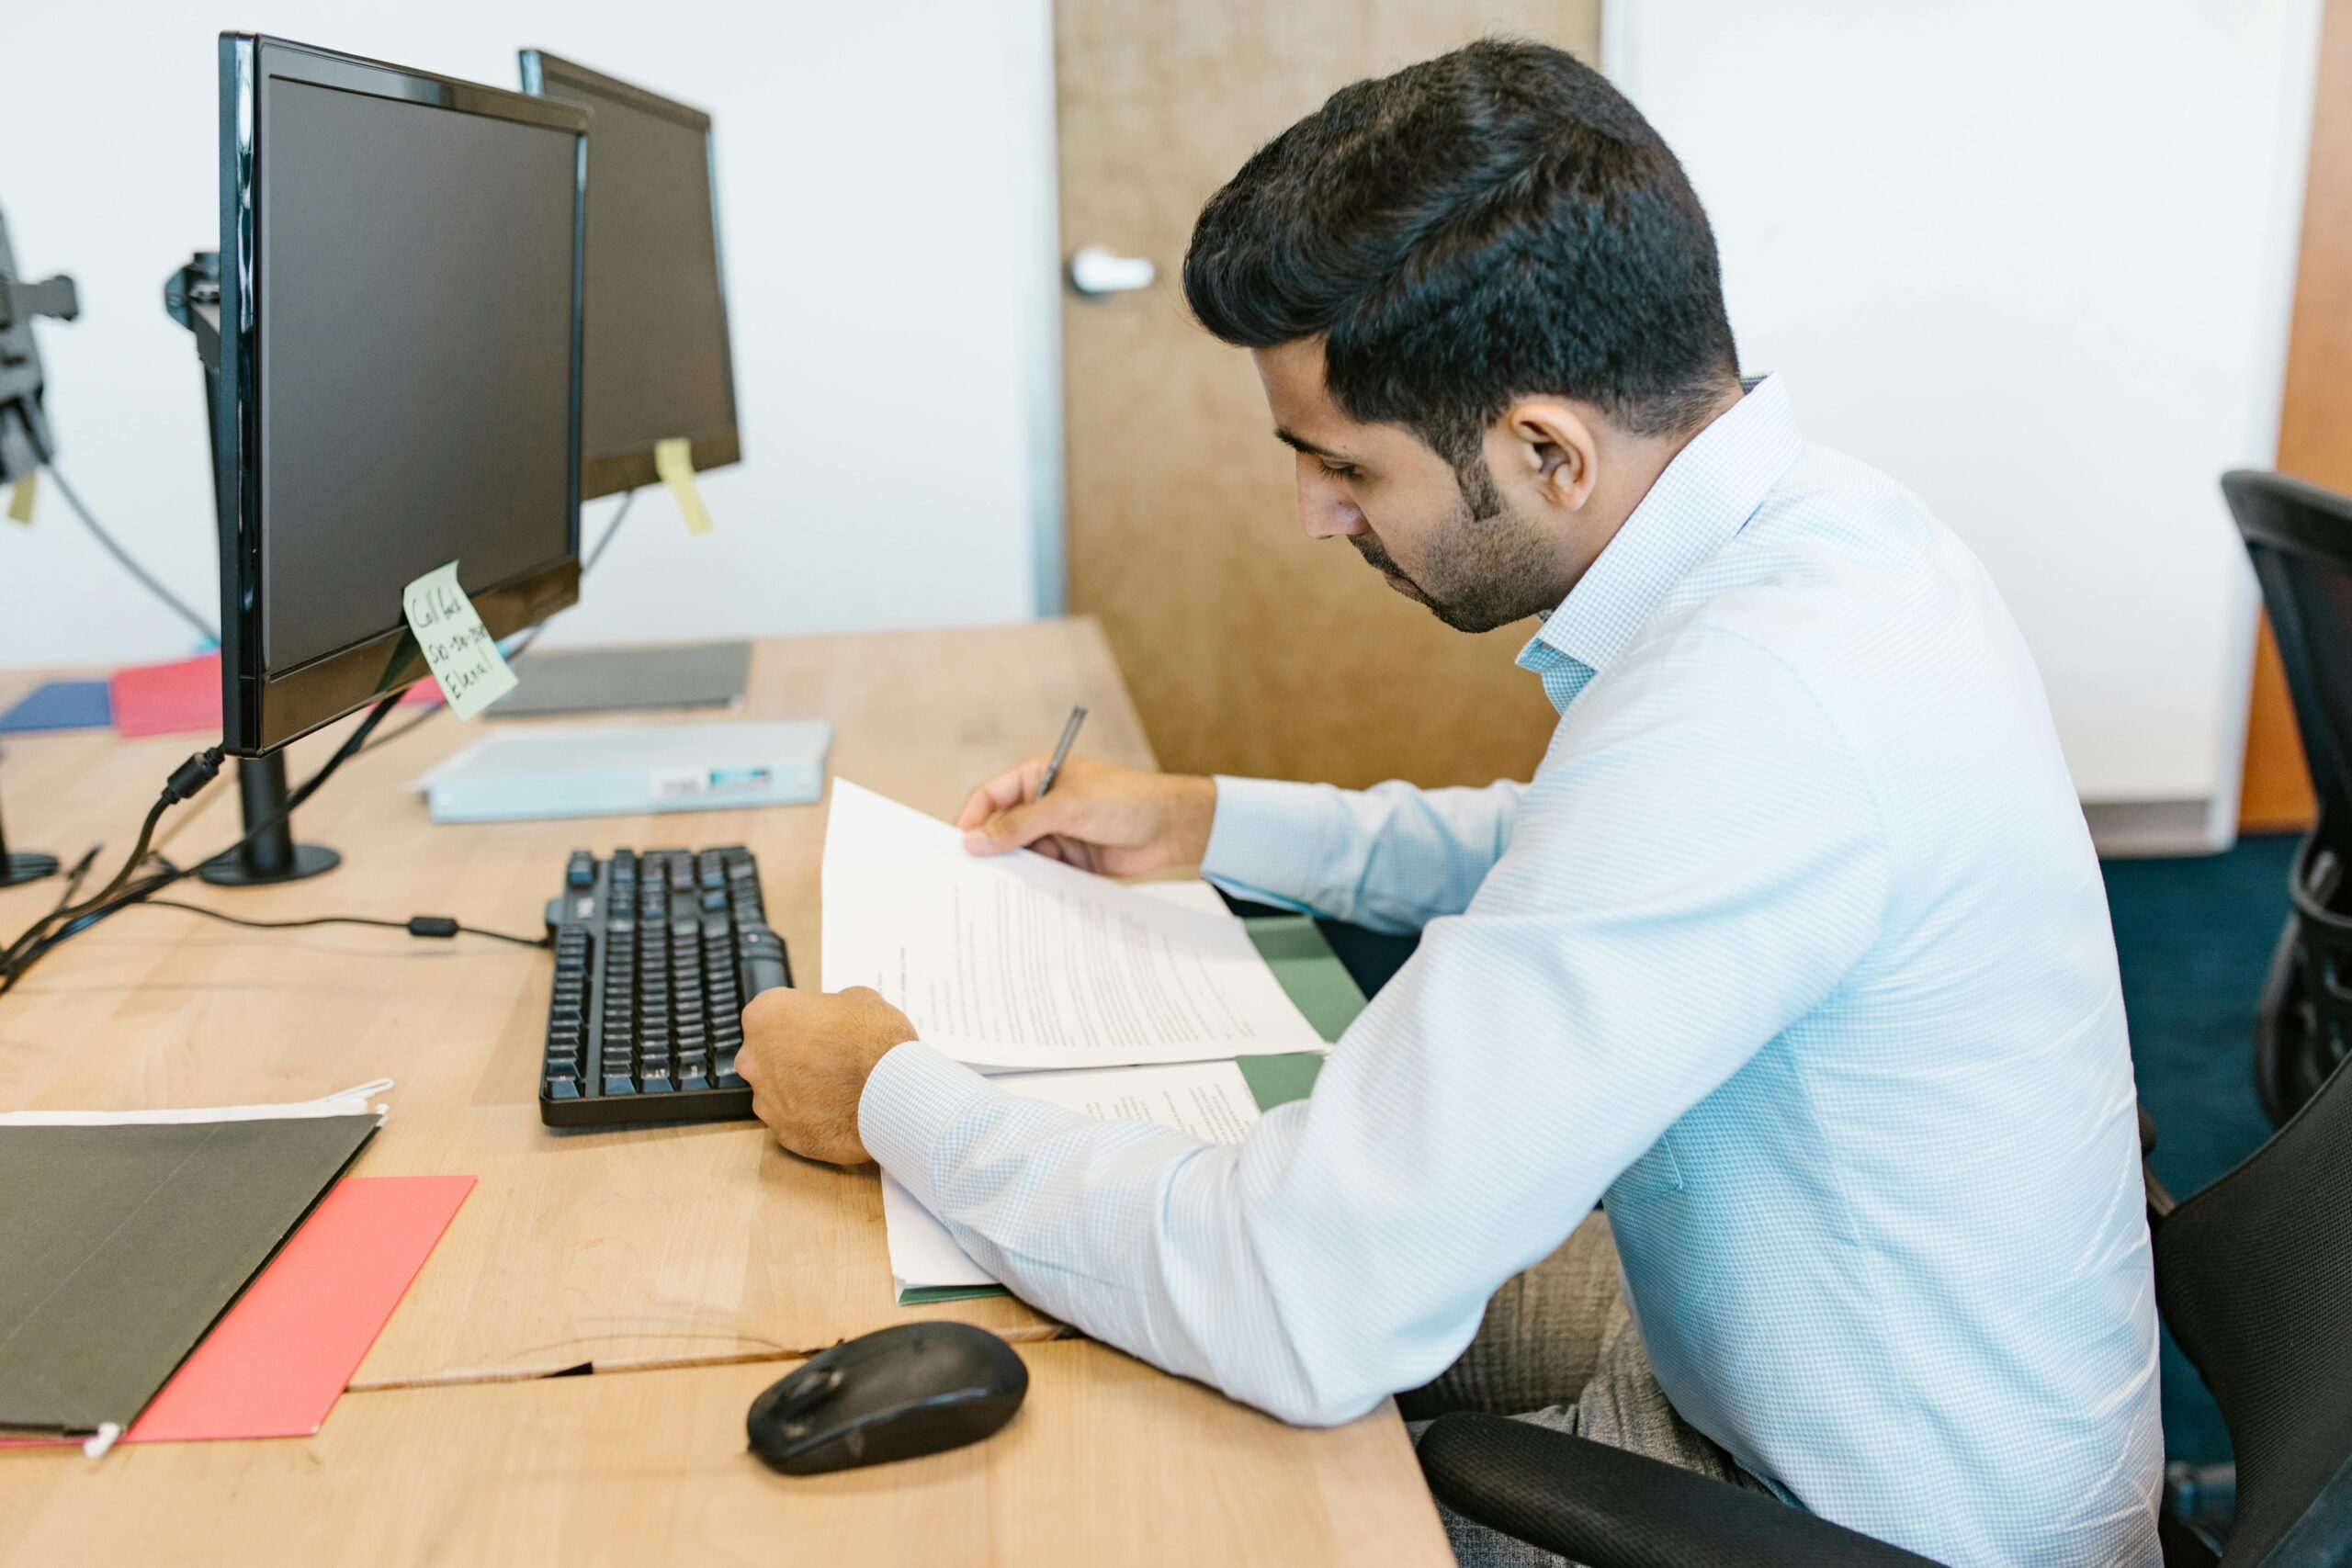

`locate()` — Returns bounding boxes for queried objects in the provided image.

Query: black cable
[581,486,639,576]
[0,697,394,994]
[2,745,225,972]
[44,466,220,644]
[137,897,549,950]
[353,489,639,760]
[351,703,440,757]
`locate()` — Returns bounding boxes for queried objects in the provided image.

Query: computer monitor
[519,50,741,500]
[214,34,590,757]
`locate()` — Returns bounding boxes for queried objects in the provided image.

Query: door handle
[1066,244,1157,297]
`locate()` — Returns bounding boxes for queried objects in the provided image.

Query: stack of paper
[823,782,1330,1069]
[822,783,1359,1302]
[880,1059,1271,1301]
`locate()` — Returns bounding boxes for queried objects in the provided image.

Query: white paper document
[821,781,1328,1069]
[881,1059,1262,1294]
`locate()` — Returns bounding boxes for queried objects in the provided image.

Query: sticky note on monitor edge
[401,561,518,723]
[653,437,714,536]
[5,471,35,525]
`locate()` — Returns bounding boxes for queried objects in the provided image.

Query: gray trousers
[1398,1210,1773,1567]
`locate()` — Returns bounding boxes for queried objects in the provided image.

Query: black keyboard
[538,845,792,1128]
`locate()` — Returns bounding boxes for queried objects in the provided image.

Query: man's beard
[1353,459,1566,634]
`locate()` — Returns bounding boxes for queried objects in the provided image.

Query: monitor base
[0,851,60,888]
[198,754,343,889]
[198,841,340,887]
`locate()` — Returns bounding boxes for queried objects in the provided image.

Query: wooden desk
[0,1342,1445,1567]
[0,624,1138,1382]
[0,622,1450,1564]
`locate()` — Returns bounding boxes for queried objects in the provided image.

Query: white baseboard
[2083,798,2230,858]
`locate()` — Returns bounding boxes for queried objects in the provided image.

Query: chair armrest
[1417,1412,1946,1568]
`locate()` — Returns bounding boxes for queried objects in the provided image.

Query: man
[741,39,2160,1568]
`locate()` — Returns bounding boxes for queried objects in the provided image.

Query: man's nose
[1295,470,1368,540]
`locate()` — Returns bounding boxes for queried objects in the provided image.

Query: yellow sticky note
[653,436,714,536]
[5,471,35,525]
[401,560,518,721]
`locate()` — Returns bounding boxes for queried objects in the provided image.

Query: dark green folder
[898,915,1358,1305]
[0,1114,379,1437]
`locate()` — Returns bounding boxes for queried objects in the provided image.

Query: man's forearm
[1203,775,1521,931]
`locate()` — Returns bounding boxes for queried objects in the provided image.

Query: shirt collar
[1517,374,1804,684]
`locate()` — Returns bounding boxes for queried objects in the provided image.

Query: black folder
[0,1113,378,1437]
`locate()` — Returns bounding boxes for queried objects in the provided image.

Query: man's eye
[1319,460,1360,481]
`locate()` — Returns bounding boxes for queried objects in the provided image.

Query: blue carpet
[2104,833,2298,1468]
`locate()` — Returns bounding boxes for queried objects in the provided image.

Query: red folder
[110,652,441,740]
[2,1174,474,1446]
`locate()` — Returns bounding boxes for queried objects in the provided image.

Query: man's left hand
[738,986,918,1165]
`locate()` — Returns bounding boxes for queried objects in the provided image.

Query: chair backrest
[2222,470,2352,836]
[2154,1038,2352,1565]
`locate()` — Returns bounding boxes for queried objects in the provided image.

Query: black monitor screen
[258,77,579,672]
[529,60,736,480]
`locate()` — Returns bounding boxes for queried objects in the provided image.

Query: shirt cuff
[859,1041,998,1214]
[1200,775,1340,910]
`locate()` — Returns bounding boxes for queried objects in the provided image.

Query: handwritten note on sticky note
[653,437,714,536]
[5,472,35,525]
[401,561,517,722]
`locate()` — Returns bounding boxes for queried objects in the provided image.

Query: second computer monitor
[521,50,741,500]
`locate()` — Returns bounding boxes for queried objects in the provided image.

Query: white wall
[1609,0,2320,846]
[0,0,1060,670]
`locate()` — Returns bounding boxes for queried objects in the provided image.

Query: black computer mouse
[747,1321,1029,1475]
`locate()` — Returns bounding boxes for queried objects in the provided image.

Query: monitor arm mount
[164,250,341,887]
[0,236,76,485]
[0,215,69,886]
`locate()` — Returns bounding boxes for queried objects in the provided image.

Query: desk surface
[0,621,1449,1565]
[0,1341,1448,1567]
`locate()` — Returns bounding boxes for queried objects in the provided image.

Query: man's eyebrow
[1273,427,1351,462]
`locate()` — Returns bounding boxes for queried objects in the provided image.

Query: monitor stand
[167,251,340,887]
[198,750,341,886]
[0,774,59,887]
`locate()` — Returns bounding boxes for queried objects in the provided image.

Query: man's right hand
[955,753,1216,875]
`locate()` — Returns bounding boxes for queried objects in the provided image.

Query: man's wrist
[1171,773,1219,865]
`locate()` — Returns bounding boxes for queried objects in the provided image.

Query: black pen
[1037,705,1089,797]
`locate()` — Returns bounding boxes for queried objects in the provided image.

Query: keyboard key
[737,925,789,998]
[602,1072,637,1097]
[547,1077,581,1099]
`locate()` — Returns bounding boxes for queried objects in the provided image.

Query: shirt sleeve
[861,627,1893,1426]
[1199,775,1525,932]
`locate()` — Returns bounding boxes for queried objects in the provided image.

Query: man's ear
[1494,399,1601,512]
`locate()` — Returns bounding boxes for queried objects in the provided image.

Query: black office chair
[1419,1049,2352,1565]
[2222,469,2352,1126]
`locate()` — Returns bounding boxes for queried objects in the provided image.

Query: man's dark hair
[1183,38,1738,471]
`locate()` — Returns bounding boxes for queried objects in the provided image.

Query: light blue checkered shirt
[863,376,2162,1567]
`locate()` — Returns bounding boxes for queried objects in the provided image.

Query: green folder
[896,915,1362,1305]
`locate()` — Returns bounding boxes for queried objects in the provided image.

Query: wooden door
[2243,0,2352,830]
[1056,3,1603,788]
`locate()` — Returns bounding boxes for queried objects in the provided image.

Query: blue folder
[0,680,113,735]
